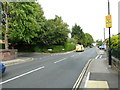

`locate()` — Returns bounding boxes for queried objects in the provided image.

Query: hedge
[14,43,76,53]
[0,44,5,49]
[111,48,120,60]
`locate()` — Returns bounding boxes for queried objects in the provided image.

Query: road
[1,47,105,88]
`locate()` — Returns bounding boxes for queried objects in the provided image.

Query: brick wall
[0,49,18,61]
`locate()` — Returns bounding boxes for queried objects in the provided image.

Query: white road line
[54,58,66,63]
[72,59,92,89]
[84,72,90,88]
[99,55,102,59]
[95,55,99,59]
[0,66,45,85]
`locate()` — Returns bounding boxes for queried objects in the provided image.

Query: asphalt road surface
[1,47,104,88]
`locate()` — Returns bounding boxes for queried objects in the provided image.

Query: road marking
[84,72,90,88]
[95,55,99,59]
[32,58,34,60]
[99,55,102,59]
[0,66,45,85]
[54,58,66,63]
[72,59,92,90]
[87,80,109,88]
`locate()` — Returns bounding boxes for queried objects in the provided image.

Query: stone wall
[112,56,120,74]
[0,49,17,61]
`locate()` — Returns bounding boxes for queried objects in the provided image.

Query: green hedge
[15,43,76,53]
[111,48,120,60]
[0,44,5,49]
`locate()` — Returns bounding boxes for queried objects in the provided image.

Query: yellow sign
[106,15,112,28]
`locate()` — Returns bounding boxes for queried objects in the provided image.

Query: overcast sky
[38,0,119,41]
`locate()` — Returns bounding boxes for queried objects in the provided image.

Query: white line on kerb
[84,72,90,88]
[100,55,102,59]
[95,55,99,59]
[0,66,45,85]
[54,58,66,63]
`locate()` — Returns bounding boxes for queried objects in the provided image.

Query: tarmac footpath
[79,50,119,89]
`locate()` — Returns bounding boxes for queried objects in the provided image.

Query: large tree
[8,2,45,44]
[71,24,85,44]
[84,33,94,47]
[41,15,70,45]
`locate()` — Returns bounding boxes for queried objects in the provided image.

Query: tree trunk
[4,2,9,49]
[4,15,8,49]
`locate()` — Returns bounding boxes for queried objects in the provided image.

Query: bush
[111,48,120,60]
[0,44,5,49]
[14,43,76,53]
[64,43,76,51]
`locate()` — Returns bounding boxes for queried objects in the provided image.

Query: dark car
[0,63,6,73]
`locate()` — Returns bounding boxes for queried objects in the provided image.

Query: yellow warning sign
[106,15,112,28]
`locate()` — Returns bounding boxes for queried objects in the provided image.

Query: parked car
[0,63,6,73]
[76,45,84,52]
[99,45,105,50]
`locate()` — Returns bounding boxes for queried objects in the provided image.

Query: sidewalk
[1,57,34,66]
[80,50,119,89]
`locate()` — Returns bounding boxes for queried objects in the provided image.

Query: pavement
[1,57,34,66]
[80,50,120,89]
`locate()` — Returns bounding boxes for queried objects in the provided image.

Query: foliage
[84,33,94,47]
[106,35,120,60]
[8,2,45,44]
[2,2,94,53]
[71,24,85,44]
[67,38,77,44]
[96,40,103,46]
[110,35,120,48]
[0,44,5,49]
[106,35,120,48]
[40,15,70,45]
[111,48,120,60]
[15,43,76,53]
[71,24,94,47]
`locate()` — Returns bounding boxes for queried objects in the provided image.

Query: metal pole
[104,28,105,41]
[108,0,112,66]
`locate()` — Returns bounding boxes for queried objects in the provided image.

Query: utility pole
[108,0,112,66]
[104,28,105,41]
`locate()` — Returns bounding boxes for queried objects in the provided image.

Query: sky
[38,0,119,41]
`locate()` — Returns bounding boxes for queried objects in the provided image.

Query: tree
[71,24,85,44]
[8,2,45,44]
[1,2,10,49]
[41,15,70,45]
[67,38,77,44]
[106,35,120,48]
[84,33,94,47]
[96,40,102,46]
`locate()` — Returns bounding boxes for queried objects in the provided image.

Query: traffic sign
[106,15,112,28]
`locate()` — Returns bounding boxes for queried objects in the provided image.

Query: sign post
[106,0,112,66]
